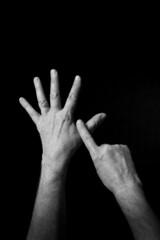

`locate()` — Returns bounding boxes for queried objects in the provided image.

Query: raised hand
[76,119,142,195]
[19,69,107,174]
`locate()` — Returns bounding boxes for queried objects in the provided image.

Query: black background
[5,4,160,240]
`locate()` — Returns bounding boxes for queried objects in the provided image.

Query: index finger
[64,76,81,114]
[34,77,49,114]
[76,119,98,157]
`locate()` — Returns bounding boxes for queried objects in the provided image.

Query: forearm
[115,183,160,240]
[26,158,68,240]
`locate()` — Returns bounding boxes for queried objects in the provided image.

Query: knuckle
[104,144,110,151]
[92,150,99,161]
[64,110,72,122]
[101,144,110,154]
[114,144,120,148]
[69,93,77,100]
[82,135,90,141]
[120,144,128,150]
[66,115,72,122]
[50,92,59,100]
[30,112,35,118]
[39,99,47,106]
[124,144,128,149]
[113,144,122,150]
[112,144,118,150]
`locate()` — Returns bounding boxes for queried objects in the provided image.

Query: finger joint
[50,92,59,100]
[39,99,47,107]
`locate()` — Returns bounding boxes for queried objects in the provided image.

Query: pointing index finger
[76,119,98,157]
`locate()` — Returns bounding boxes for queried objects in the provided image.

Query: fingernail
[77,119,83,125]
[75,75,81,82]
[101,113,107,118]
[19,97,23,102]
[51,69,57,75]
[34,77,39,83]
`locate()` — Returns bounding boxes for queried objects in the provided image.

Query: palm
[19,69,106,161]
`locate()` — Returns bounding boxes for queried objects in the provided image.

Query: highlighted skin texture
[76,119,160,240]
[20,71,106,176]
[19,70,106,240]
[95,144,142,195]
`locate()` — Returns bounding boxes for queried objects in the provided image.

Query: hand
[19,69,107,174]
[76,119,142,195]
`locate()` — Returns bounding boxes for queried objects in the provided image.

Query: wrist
[114,177,144,202]
[41,155,69,184]
[114,180,145,210]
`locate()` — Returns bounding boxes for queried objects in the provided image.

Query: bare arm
[76,119,160,240]
[26,160,67,240]
[19,69,106,240]
[115,178,160,240]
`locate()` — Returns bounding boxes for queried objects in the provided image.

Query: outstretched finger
[64,76,81,114]
[50,69,61,110]
[76,119,98,158]
[34,77,49,114]
[86,113,107,133]
[19,97,40,124]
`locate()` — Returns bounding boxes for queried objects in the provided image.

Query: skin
[19,69,106,239]
[76,119,160,240]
